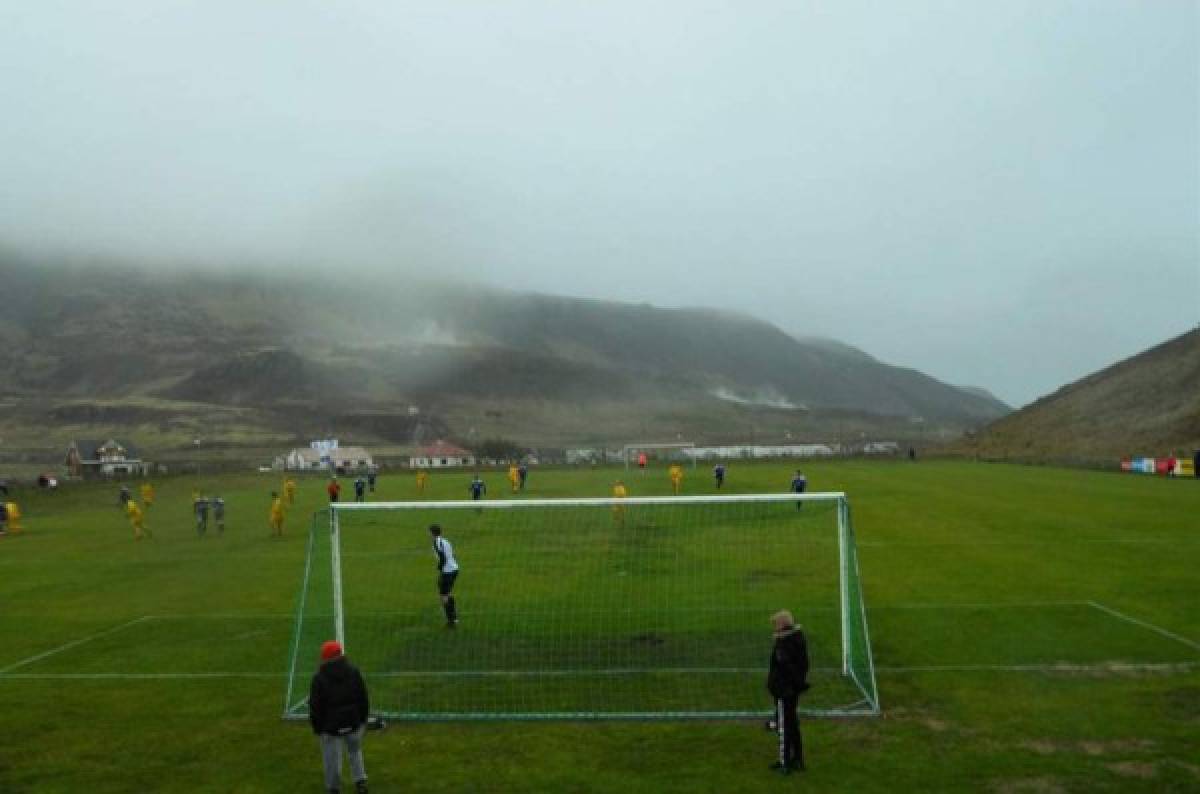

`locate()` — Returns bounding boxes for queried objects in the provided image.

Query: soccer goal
[622,442,698,468]
[283,493,878,721]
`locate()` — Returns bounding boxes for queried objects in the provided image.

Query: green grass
[1,462,1197,792]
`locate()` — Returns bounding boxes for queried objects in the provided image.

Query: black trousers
[775,696,803,767]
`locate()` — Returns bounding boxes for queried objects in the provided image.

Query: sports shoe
[768,761,792,775]
[355,780,369,793]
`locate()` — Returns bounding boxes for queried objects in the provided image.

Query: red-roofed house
[409,441,475,469]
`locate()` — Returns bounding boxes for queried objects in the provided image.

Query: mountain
[962,328,1200,464]
[0,252,1007,465]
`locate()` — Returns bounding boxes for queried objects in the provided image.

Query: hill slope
[0,252,1008,461]
[964,328,1200,463]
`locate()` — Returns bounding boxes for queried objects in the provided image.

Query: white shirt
[433,537,459,573]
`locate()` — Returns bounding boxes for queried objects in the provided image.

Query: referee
[430,524,459,628]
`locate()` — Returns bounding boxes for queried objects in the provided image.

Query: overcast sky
[1,1,1196,406]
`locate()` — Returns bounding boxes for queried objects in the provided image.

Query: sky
[1,1,1196,407]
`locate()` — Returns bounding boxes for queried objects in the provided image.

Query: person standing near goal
[713,463,726,489]
[430,524,459,627]
[767,610,810,774]
[309,640,370,794]
[327,477,342,504]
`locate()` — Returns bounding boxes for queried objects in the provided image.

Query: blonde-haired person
[767,610,810,774]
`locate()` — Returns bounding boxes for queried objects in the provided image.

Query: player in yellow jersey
[507,464,520,493]
[611,480,628,526]
[126,499,150,540]
[140,482,155,508]
[668,464,684,495]
[269,491,285,537]
[284,478,297,506]
[4,502,23,533]
[415,469,429,495]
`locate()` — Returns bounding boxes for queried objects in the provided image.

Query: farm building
[65,439,151,479]
[410,441,476,469]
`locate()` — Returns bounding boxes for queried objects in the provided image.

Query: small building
[284,446,374,472]
[65,439,150,479]
[409,441,475,469]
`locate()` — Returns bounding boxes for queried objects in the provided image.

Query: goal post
[623,442,698,468]
[283,493,879,721]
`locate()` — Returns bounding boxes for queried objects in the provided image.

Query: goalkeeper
[430,524,459,628]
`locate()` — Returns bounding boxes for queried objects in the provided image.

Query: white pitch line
[0,616,152,674]
[1087,601,1200,653]
[2,661,1196,681]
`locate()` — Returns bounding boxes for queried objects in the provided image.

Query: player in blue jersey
[468,475,486,501]
[713,463,726,489]
[790,470,807,510]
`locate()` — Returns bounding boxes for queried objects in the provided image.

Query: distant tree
[475,438,524,462]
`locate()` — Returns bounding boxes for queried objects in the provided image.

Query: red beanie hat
[320,640,343,661]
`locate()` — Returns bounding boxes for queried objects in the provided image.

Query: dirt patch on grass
[989,777,1066,793]
[1105,761,1157,779]
[1019,738,1155,757]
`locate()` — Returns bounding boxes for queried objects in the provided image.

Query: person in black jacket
[767,610,810,773]
[309,640,370,794]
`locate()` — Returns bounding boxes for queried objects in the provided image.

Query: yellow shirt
[5,502,20,520]
[270,498,284,521]
[140,484,155,502]
[669,466,683,482]
[125,501,143,522]
[612,484,628,499]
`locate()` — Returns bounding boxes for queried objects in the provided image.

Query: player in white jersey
[430,524,459,628]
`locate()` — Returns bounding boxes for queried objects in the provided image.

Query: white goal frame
[292,493,880,720]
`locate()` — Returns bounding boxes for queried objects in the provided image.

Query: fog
[1,1,1196,406]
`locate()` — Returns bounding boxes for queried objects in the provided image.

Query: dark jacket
[767,627,811,699]
[309,656,370,736]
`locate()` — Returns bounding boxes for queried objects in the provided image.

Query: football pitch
[1,461,1197,793]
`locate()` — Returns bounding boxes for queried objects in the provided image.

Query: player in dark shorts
[430,524,460,628]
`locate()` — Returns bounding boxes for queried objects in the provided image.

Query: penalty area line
[1087,601,1200,653]
[0,616,153,675]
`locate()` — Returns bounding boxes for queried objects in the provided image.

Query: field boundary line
[1087,601,1200,653]
[869,601,1087,610]
[2,661,1197,681]
[0,616,152,674]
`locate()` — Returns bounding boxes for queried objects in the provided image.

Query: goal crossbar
[332,493,846,512]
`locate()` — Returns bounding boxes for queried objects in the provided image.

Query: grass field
[1,461,1197,792]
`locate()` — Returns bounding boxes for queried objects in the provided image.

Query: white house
[409,441,475,469]
[284,446,374,471]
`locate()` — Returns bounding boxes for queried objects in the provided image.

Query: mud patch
[1105,761,1157,779]
[989,777,1066,794]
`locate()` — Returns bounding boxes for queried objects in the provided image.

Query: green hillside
[963,328,1200,464]
[0,252,1008,467]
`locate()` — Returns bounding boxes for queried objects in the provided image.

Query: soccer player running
[354,477,367,503]
[212,497,226,534]
[713,463,726,489]
[517,462,528,491]
[269,491,286,538]
[309,640,370,794]
[284,477,297,506]
[327,477,342,504]
[430,524,459,627]
[366,465,377,493]
[507,464,520,494]
[668,463,684,495]
[140,482,155,508]
[767,610,810,774]
[414,470,428,496]
[790,470,807,511]
[126,498,150,540]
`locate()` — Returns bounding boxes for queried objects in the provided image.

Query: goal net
[283,494,878,721]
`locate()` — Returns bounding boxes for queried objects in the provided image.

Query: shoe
[790,759,806,772]
[768,761,792,775]
[355,780,369,794]
[446,621,458,629]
